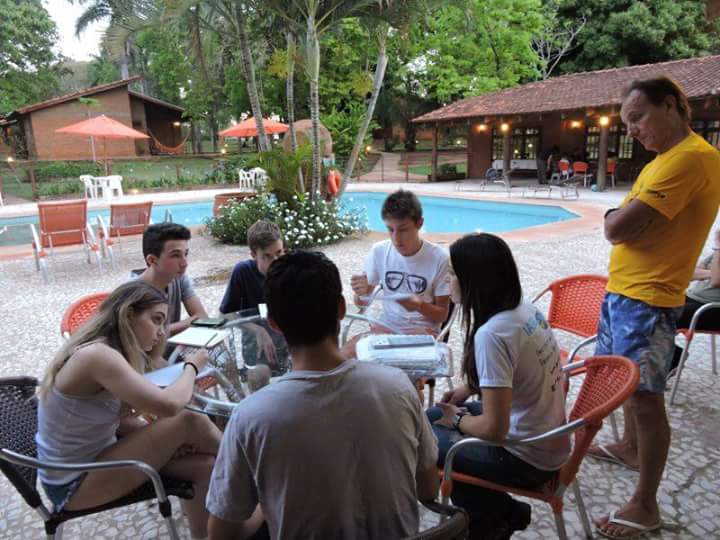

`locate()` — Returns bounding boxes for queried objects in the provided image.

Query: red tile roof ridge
[15,76,142,115]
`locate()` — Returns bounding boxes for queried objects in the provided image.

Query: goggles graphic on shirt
[385,271,428,294]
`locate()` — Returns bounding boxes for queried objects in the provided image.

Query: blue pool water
[0,193,577,247]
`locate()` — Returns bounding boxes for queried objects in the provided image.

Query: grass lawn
[408,162,467,176]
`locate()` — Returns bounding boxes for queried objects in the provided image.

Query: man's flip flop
[596,511,662,539]
[587,444,640,472]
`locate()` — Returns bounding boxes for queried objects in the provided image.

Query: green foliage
[87,54,121,86]
[0,0,64,113]
[205,193,368,248]
[38,180,83,197]
[556,0,720,72]
[323,103,379,159]
[248,145,313,204]
[35,161,103,181]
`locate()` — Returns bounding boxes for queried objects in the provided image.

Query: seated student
[669,228,720,374]
[350,189,450,335]
[219,219,288,373]
[428,233,570,540]
[206,251,439,540]
[135,223,208,337]
[36,281,222,540]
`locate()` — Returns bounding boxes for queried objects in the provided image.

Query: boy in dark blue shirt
[220,220,288,373]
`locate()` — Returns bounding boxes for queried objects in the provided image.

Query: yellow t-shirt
[607,132,720,307]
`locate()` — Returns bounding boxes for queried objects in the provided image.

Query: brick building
[0,77,184,161]
[413,55,720,187]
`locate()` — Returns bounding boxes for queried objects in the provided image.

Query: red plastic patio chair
[572,161,591,187]
[440,355,640,540]
[60,292,109,339]
[606,160,616,188]
[669,302,720,405]
[97,201,152,263]
[31,200,103,281]
[532,274,608,364]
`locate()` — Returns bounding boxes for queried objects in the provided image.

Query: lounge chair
[97,201,152,259]
[30,200,103,282]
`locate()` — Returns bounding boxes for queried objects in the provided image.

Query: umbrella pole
[104,138,109,175]
[90,136,97,162]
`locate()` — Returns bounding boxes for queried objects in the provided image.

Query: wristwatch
[452,411,468,434]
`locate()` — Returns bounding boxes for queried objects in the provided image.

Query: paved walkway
[0,183,718,539]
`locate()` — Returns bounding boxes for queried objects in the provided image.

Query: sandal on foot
[596,511,662,539]
[587,444,639,472]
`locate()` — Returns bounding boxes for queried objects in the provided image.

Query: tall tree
[556,0,720,72]
[0,0,64,112]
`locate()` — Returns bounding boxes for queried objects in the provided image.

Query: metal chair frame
[669,301,720,404]
[440,356,639,540]
[0,376,191,540]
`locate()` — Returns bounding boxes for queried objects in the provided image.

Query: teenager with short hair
[207,251,439,540]
[136,223,207,337]
[351,190,450,335]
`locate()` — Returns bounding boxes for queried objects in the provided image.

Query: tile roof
[413,55,720,123]
[128,90,184,113]
[14,77,142,115]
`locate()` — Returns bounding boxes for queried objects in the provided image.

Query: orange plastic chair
[669,302,720,405]
[532,275,608,364]
[558,159,570,179]
[606,160,616,188]
[97,201,153,263]
[440,355,640,540]
[30,200,103,281]
[60,292,109,339]
[572,161,591,187]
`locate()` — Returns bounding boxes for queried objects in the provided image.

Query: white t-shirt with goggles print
[363,239,450,334]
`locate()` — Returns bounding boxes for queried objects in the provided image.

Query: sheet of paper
[144,362,213,387]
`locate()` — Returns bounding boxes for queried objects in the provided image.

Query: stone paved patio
[0,184,718,539]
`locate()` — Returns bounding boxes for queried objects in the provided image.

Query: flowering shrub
[205,193,368,249]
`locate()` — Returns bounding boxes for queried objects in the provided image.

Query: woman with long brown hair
[36,281,221,540]
[428,233,570,539]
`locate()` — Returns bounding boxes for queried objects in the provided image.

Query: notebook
[167,327,229,349]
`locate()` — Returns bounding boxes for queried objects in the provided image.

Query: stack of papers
[356,334,450,377]
[168,327,229,349]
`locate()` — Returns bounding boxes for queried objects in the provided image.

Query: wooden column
[502,127,512,179]
[431,124,439,182]
[597,122,610,191]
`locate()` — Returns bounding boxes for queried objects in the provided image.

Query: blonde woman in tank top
[36,281,222,540]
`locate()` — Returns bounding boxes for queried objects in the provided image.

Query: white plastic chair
[250,167,268,190]
[79,175,97,199]
[106,175,124,199]
[238,169,255,190]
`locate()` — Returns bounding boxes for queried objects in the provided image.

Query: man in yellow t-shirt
[592,77,720,540]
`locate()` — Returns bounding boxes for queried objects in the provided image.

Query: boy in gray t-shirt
[207,251,439,540]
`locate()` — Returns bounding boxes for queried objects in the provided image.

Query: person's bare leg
[65,410,221,513]
[162,454,215,539]
[595,392,668,537]
[589,402,640,469]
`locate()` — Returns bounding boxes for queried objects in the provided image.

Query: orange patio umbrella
[56,114,150,173]
[219,117,289,138]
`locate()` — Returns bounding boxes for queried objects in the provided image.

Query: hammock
[147,128,191,155]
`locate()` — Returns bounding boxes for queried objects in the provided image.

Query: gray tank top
[36,384,122,485]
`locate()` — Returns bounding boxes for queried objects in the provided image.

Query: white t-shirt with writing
[474,300,570,471]
[206,360,438,540]
[363,239,450,334]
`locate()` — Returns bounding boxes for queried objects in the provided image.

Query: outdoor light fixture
[221,148,227,154]
[599,116,610,127]
[570,120,582,128]
[476,123,487,132]
[130,188,140,195]
[365,145,372,153]
[6,156,13,163]
[500,123,510,132]
[173,121,181,127]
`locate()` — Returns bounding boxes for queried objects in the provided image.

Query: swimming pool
[0,193,577,247]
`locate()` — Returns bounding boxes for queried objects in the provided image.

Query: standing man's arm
[209,506,265,540]
[604,199,669,245]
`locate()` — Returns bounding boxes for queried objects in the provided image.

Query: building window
[585,125,633,160]
[693,120,720,148]
[492,127,540,160]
